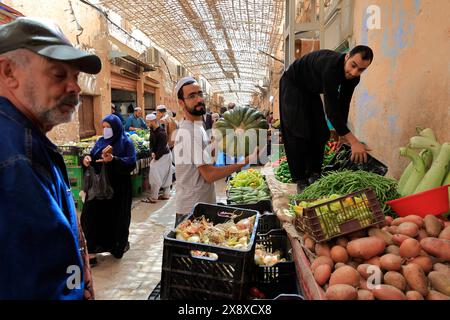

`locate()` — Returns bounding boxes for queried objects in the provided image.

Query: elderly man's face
[12,51,81,129]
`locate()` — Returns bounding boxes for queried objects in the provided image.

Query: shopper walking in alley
[0,17,101,299]
[156,104,177,150]
[173,77,259,226]
[279,45,373,193]
[141,113,173,203]
[124,106,148,131]
[81,114,136,263]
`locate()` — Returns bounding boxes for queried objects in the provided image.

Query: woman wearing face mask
[80,114,137,265]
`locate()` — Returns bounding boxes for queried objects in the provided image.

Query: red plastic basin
[386,184,450,218]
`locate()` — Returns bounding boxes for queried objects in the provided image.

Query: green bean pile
[292,170,400,214]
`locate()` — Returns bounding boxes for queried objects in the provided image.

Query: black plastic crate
[252,230,298,299]
[161,202,260,300]
[257,213,282,236]
[226,199,273,215]
[148,282,161,300]
[322,144,388,176]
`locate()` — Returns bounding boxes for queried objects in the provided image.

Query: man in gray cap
[0,17,101,299]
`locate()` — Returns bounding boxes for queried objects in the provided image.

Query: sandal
[141,197,157,203]
[158,195,170,200]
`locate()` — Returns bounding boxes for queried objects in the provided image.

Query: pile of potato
[304,214,450,300]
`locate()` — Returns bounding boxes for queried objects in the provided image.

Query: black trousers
[279,75,330,182]
[282,132,327,181]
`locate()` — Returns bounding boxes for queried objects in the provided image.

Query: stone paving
[91,180,227,300]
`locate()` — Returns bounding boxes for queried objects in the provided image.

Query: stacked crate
[60,146,84,211]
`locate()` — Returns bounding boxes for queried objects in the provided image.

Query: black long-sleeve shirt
[283,50,360,136]
[150,126,170,160]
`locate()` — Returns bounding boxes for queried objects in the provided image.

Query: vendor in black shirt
[142,113,173,203]
[279,45,373,192]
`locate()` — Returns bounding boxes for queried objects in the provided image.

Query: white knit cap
[174,76,197,96]
[156,105,167,111]
[145,113,157,121]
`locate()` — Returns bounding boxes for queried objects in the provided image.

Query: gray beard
[22,80,79,128]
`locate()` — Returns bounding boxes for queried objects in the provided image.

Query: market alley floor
[90,179,228,300]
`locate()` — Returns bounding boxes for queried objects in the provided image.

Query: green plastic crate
[71,187,82,201]
[63,154,80,167]
[131,174,142,197]
[67,167,83,188]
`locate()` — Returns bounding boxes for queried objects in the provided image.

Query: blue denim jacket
[0,97,84,299]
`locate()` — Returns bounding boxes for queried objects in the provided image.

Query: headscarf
[91,114,136,166]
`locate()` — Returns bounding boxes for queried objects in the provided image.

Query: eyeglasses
[183,91,204,100]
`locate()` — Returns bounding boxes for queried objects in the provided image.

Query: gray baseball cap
[0,17,101,74]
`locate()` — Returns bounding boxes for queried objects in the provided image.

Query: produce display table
[261,162,326,300]
[287,231,326,300]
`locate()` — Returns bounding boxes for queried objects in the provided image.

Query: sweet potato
[357,289,375,300]
[426,290,450,300]
[364,256,381,267]
[424,215,443,237]
[304,237,316,253]
[384,271,407,291]
[399,238,421,258]
[428,271,450,296]
[336,237,348,248]
[392,234,411,245]
[329,266,360,287]
[314,264,332,286]
[439,226,450,240]
[315,243,331,257]
[386,226,399,234]
[402,263,429,297]
[357,264,382,280]
[372,284,406,300]
[325,284,357,300]
[384,216,393,226]
[407,256,433,274]
[380,253,402,271]
[397,222,419,238]
[405,291,424,300]
[347,237,386,260]
[385,245,400,256]
[401,215,424,228]
[391,217,405,226]
[420,237,450,261]
[433,263,450,274]
[330,245,349,263]
[311,256,334,272]
[334,262,346,270]
[359,278,369,290]
[368,228,394,246]
[416,229,429,242]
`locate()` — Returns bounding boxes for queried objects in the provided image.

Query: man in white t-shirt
[173,77,258,226]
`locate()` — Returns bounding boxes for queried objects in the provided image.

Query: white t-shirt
[174,119,216,215]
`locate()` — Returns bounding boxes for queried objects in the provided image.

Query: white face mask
[103,127,113,139]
